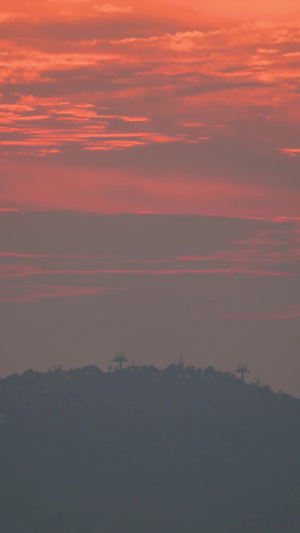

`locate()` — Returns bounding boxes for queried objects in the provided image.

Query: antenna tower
[235,363,250,382]
[113,352,128,371]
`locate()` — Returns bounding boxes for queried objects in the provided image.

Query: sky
[0,1,300,394]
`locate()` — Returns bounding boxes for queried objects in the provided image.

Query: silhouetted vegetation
[1,364,300,532]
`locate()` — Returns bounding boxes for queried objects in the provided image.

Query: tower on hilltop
[235,363,250,382]
[113,352,128,371]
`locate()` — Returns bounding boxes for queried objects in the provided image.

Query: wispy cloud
[0,2,299,216]
[0,284,125,302]
[277,148,300,156]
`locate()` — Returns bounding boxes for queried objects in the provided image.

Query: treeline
[0,362,294,421]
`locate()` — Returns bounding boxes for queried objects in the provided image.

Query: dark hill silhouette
[1,364,300,532]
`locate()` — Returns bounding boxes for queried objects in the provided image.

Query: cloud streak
[1,218,299,280]
[0,284,124,302]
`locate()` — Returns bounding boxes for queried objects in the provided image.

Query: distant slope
[1,365,300,532]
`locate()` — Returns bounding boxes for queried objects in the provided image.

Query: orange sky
[0,0,299,216]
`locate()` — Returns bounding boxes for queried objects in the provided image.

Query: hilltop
[1,364,300,532]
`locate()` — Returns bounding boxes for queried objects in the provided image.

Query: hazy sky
[0,1,299,394]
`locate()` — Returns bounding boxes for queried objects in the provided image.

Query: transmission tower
[235,363,250,382]
[113,352,128,371]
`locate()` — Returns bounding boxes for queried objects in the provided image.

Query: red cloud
[0,2,299,217]
[0,262,294,279]
[0,284,125,302]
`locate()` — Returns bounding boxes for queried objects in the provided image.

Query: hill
[1,364,300,532]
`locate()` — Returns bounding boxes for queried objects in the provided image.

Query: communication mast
[235,363,250,382]
[113,352,128,371]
